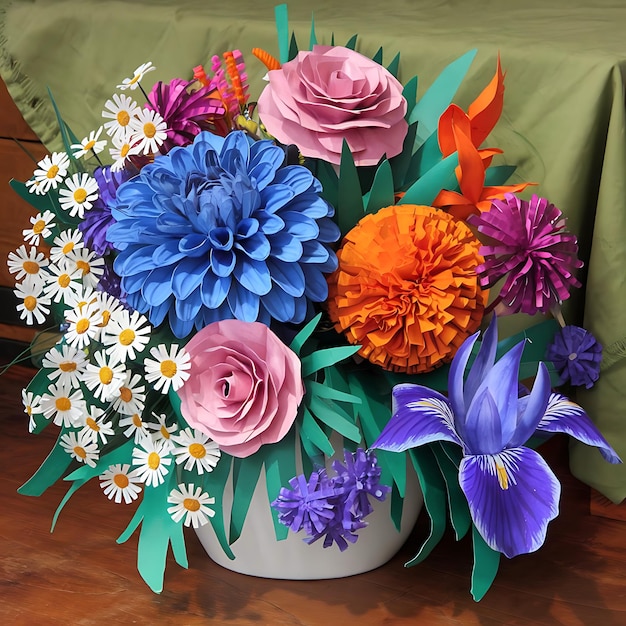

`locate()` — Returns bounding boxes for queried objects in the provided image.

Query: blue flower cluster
[106,131,340,337]
[271,448,390,551]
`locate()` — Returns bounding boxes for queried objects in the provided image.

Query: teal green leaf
[337,140,364,235]
[300,406,335,458]
[409,49,477,145]
[289,312,321,356]
[309,14,317,48]
[345,34,358,50]
[9,179,60,215]
[47,87,79,161]
[484,164,516,186]
[387,52,401,79]
[307,394,361,442]
[229,453,264,544]
[404,447,447,567]
[288,32,298,62]
[470,525,501,601]
[402,76,418,121]
[363,159,395,214]
[372,47,383,65]
[406,130,443,183]
[389,122,417,190]
[301,345,360,378]
[306,379,362,406]
[398,151,459,206]
[315,159,339,208]
[274,4,290,64]
[202,453,235,559]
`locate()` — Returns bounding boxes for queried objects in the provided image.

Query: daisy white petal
[14,279,51,325]
[22,389,42,433]
[79,405,115,444]
[132,435,172,487]
[7,245,49,281]
[102,309,151,362]
[66,247,105,290]
[99,463,143,504]
[60,430,99,468]
[43,263,83,304]
[117,61,156,91]
[23,210,56,246]
[58,173,99,219]
[111,372,146,416]
[102,94,141,140]
[82,350,126,401]
[32,151,70,194]
[71,126,107,159]
[94,292,125,331]
[40,381,87,427]
[171,427,221,474]
[144,344,190,393]
[129,108,167,155]
[148,412,178,448]
[41,342,88,388]
[167,483,215,528]
[49,229,84,265]
[64,301,103,348]
[109,130,139,171]
[119,411,150,441]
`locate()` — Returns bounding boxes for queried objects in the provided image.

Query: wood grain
[1,364,626,625]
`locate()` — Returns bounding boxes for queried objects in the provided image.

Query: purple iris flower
[372,315,620,558]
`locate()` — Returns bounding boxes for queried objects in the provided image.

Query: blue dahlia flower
[106,130,340,337]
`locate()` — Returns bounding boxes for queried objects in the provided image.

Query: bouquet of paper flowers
[7,4,619,600]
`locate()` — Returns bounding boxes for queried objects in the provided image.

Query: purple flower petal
[459,447,561,558]
[372,384,461,453]
[535,393,621,464]
[546,325,602,389]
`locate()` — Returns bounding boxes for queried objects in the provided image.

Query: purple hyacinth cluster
[271,448,390,551]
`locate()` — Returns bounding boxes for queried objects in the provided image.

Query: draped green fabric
[2,0,626,501]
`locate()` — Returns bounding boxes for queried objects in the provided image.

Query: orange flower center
[55,397,71,411]
[183,498,201,512]
[73,188,88,204]
[119,329,135,346]
[147,452,160,470]
[117,110,130,126]
[47,165,59,179]
[189,443,206,459]
[33,219,46,234]
[160,359,177,378]
[114,473,129,488]
[23,295,37,311]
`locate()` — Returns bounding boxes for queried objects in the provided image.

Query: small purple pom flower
[469,194,583,315]
[546,325,602,389]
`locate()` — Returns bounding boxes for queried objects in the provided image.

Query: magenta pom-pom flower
[469,194,583,315]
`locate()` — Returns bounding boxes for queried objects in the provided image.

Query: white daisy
[132,435,172,487]
[43,262,83,304]
[22,389,42,433]
[71,127,107,159]
[129,108,167,155]
[102,308,151,362]
[66,248,105,290]
[80,405,115,445]
[23,210,56,246]
[94,292,125,333]
[167,484,215,528]
[119,411,150,441]
[7,245,49,282]
[60,430,99,467]
[58,173,99,219]
[171,427,221,474]
[99,463,143,504]
[109,130,139,171]
[25,177,45,195]
[64,301,103,348]
[49,229,84,265]
[63,284,99,312]
[14,279,51,325]
[144,344,191,393]
[148,412,178,447]
[41,343,87,388]
[40,381,87,427]
[111,372,146,416]
[31,151,70,194]
[117,61,156,91]
[102,93,141,140]
[82,350,126,401]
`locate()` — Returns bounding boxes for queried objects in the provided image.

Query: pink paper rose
[177,319,304,458]
[257,45,408,166]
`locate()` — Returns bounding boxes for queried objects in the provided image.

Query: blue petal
[463,390,503,455]
[269,232,304,262]
[114,245,158,275]
[300,240,330,265]
[142,266,175,307]
[261,184,296,214]
[210,248,236,277]
[372,384,461,452]
[120,271,149,297]
[260,285,296,322]
[152,240,187,266]
[535,393,622,464]
[169,309,195,338]
[179,233,211,258]
[256,210,285,235]
[220,131,250,172]
[236,232,271,261]
[171,258,210,300]
[459,447,561,558]
[227,282,260,322]
[149,297,174,327]
[317,217,341,244]
[447,330,480,422]
[248,140,284,189]
[302,263,329,302]
[281,211,319,241]
[233,257,271,296]
[200,271,231,309]
[271,165,314,195]
[266,258,305,297]
[175,287,203,321]
[464,314,498,407]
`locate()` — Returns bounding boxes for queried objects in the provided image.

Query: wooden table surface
[1,363,626,625]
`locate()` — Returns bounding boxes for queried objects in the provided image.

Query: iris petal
[459,447,560,558]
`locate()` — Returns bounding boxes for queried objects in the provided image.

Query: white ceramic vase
[195,451,422,580]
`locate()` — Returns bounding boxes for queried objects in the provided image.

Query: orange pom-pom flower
[327,205,488,373]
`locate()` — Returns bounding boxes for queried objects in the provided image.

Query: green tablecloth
[2,0,626,500]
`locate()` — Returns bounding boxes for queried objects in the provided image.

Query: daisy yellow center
[62,242,75,254]
[120,143,131,158]
[23,295,37,311]
[58,273,71,288]
[189,443,206,459]
[120,387,133,402]
[86,416,100,431]
[129,74,141,85]
[117,110,130,126]
[84,140,96,151]
[496,462,509,490]
[160,425,171,439]
[132,413,142,427]
[101,310,112,326]
[147,452,160,470]
[114,473,129,488]
[143,122,156,138]
[33,219,46,234]
[183,498,201,512]
[119,329,136,346]
[76,260,90,275]
[73,188,88,204]
[23,261,40,274]
[73,446,87,459]
[47,165,59,179]
[26,405,33,416]
[55,397,71,411]
[60,361,77,372]
[160,359,177,379]
[99,366,113,385]
[76,318,90,334]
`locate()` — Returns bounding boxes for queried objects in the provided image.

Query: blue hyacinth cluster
[106,130,340,337]
[271,448,390,551]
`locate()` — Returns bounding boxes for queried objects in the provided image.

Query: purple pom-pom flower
[469,194,583,315]
[546,325,602,389]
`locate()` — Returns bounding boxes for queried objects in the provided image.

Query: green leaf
[389,122,417,190]
[386,52,401,79]
[470,525,501,601]
[309,14,317,48]
[337,140,364,235]
[402,75,418,121]
[300,406,335,458]
[405,130,443,184]
[409,49,477,146]
[404,447,448,567]
[229,453,264,544]
[300,345,360,378]
[9,179,60,215]
[274,4,290,64]
[344,34,358,50]
[47,87,78,160]
[289,312,321,356]
[306,379,362,406]
[307,393,362,443]
[484,164,516,186]
[202,453,235,559]
[372,47,383,65]
[398,151,459,206]
[315,159,339,208]
[288,32,299,62]
[363,159,395,214]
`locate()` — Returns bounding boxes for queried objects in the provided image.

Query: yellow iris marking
[496,462,509,490]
